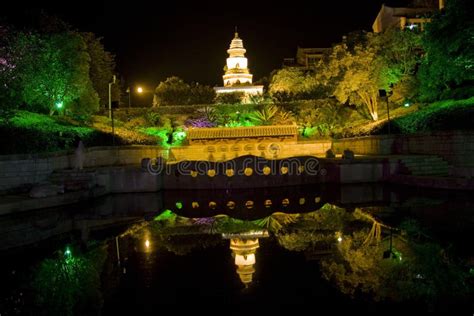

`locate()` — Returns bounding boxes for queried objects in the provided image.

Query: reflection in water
[1,198,473,314]
[223,230,269,287]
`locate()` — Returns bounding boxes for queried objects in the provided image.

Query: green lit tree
[318,30,421,121]
[16,31,98,115]
[417,0,474,101]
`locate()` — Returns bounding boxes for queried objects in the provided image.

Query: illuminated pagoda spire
[223,28,253,87]
[214,28,264,98]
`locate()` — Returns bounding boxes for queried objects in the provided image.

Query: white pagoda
[214,31,263,98]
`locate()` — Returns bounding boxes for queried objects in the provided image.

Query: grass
[393,97,474,134]
[0,111,161,155]
[338,97,474,137]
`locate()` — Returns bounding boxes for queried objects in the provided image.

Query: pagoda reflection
[222,230,269,288]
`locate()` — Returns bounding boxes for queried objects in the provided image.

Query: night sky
[4,0,413,90]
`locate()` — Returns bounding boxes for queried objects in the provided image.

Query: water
[1,184,473,315]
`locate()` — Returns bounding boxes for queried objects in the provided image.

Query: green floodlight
[55,101,63,109]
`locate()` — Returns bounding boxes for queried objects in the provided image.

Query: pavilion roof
[187,125,298,140]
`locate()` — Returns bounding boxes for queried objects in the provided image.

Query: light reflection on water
[0,185,473,315]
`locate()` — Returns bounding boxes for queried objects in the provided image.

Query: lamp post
[379,89,393,135]
[126,87,131,108]
[109,75,117,146]
[108,75,116,119]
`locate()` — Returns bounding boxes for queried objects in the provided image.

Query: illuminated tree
[418,0,474,101]
[318,29,421,120]
[16,31,98,115]
[269,67,322,101]
[318,33,384,121]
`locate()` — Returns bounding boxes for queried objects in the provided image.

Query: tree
[318,30,421,121]
[0,25,22,114]
[15,31,98,115]
[269,67,321,102]
[417,0,474,101]
[189,82,216,104]
[319,33,382,121]
[153,76,190,106]
[80,32,116,108]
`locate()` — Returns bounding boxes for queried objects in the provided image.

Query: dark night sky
[4,0,413,90]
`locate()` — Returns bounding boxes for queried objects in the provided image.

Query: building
[372,0,445,33]
[283,47,330,69]
[214,31,263,97]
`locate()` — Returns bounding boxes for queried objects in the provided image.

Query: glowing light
[404,102,411,107]
[245,200,254,209]
[145,239,150,248]
[407,24,418,30]
[264,200,272,208]
[207,169,216,177]
[263,166,271,175]
[337,236,343,243]
[64,247,71,257]
[227,201,236,209]
[137,87,143,93]
[175,202,183,209]
[55,101,63,109]
[244,168,253,176]
[235,253,255,266]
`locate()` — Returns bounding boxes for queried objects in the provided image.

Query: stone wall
[332,131,474,167]
[1,131,473,191]
[0,146,165,191]
[169,141,332,162]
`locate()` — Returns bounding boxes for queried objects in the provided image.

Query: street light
[379,89,393,135]
[137,86,143,94]
[109,75,117,146]
[108,75,116,119]
[126,87,131,108]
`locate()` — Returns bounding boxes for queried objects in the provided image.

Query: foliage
[32,245,106,316]
[318,30,421,121]
[269,67,323,102]
[80,32,116,107]
[0,26,23,112]
[248,104,294,126]
[13,31,99,115]
[189,82,216,104]
[294,99,349,137]
[393,97,474,133]
[153,77,216,106]
[215,92,244,105]
[418,0,474,101]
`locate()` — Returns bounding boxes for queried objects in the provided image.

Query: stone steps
[49,170,98,191]
[399,156,451,177]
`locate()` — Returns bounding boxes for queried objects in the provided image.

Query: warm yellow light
[137,87,143,93]
[145,239,150,248]
[235,253,256,266]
